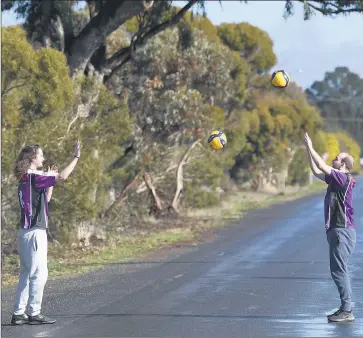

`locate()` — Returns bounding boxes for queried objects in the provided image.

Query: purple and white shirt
[18,169,56,229]
[324,169,355,231]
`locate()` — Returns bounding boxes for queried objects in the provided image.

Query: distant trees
[306,67,363,157]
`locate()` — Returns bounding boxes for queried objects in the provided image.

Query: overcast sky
[2,1,362,89]
[202,1,363,89]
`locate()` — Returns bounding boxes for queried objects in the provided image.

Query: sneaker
[28,314,56,325]
[11,313,29,325]
[327,308,355,322]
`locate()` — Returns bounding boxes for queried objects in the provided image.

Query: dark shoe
[328,308,354,322]
[11,313,29,325]
[29,314,56,325]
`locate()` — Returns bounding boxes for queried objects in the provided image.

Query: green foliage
[324,132,340,164]
[184,145,224,209]
[106,26,130,58]
[335,132,361,172]
[181,10,221,44]
[184,186,218,209]
[124,17,139,34]
[287,149,309,186]
[1,26,75,176]
[217,22,277,74]
[2,26,74,117]
[48,85,132,223]
[115,26,250,147]
[232,92,323,179]
[284,0,363,20]
[306,66,363,156]
[320,130,362,172]
[1,26,131,232]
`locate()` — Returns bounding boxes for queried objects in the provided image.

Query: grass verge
[1,182,326,288]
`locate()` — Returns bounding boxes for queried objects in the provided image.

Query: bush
[287,149,309,186]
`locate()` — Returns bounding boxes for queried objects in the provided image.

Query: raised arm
[55,140,81,184]
[306,148,325,181]
[304,132,332,176]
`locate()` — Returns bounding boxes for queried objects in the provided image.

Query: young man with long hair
[11,141,81,325]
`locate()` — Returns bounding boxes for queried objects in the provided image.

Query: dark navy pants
[327,227,356,312]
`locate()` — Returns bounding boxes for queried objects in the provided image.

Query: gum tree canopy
[2,0,362,81]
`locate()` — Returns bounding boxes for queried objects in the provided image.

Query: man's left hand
[304,132,312,148]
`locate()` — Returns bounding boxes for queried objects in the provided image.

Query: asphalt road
[2,178,363,337]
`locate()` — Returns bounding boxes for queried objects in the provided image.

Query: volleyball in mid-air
[208,130,227,150]
[271,70,290,88]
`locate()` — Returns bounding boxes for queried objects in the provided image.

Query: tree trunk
[102,173,141,218]
[67,1,149,76]
[143,172,163,211]
[172,139,201,211]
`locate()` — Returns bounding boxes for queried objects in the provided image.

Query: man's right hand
[304,132,312,149]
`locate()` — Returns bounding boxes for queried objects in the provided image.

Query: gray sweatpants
[13,228,48,316]
[327,227,356,312]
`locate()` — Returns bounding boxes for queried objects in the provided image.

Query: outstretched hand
[304,132,312,148]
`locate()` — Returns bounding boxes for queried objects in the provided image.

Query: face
[332,153,345,170]
[32,148,45,169]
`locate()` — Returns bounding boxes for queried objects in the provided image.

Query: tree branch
[1,82,29,97]
[55,1,75,52]
[144,171,163,211]
[296,0,363,16]
[67,0,151,76]
[172,139,201,211]
[1,0,15,12]
[66,111,80,134]
[86,0,102,19]
[102,173,141,218]
[103,0,198,83]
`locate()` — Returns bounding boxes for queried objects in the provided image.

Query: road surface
[2,178,363,337]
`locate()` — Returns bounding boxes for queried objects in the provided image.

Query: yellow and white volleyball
[208,130,227,150]
[271,70,290,88]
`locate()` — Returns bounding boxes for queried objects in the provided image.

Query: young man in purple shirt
[304,132,356,322]
[11,141,81,325]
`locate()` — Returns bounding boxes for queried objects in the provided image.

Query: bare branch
[2,82,29,97]
[143,0,154,10]
[67,0,150,75]
[296,0,363,16]
[1,0,15,12]
[103,0,198,82]
[66,111,80,134]
[86,0,101,19]
[172,139,201,211]
[144,171,163,211]
[102,173,141,218]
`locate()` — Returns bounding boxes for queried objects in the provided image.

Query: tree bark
[172,139,201,211]
[67,1,151,76]
[103,0,198,83]
[102,172,141,218]
[143,172,163,211]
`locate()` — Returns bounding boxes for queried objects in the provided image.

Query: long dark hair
[13,145,41,181]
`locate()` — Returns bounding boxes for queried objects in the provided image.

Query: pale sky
[201,1,363,89]
[2,1,362,89]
